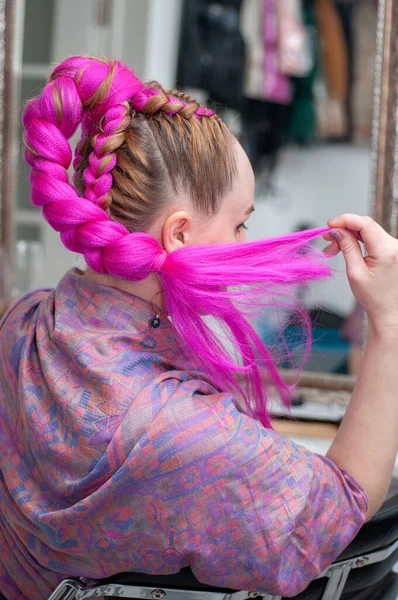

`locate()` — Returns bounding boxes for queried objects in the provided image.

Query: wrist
[367,318,398,344]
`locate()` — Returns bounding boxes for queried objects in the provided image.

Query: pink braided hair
[24,58,164,276]
[23,56,332,427]
[132,85,215,119]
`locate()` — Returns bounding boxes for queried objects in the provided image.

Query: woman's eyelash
[237,223,248,231]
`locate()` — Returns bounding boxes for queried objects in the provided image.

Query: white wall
[144,0,182,88]
[52,0,94,60]
[39,0,101,288]
[117,0,151,79]
[248,145,371,316]
[112,0,182,85]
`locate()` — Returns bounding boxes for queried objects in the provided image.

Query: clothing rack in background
[177,0,377,179]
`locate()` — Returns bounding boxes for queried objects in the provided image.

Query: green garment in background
[289,0,318,145]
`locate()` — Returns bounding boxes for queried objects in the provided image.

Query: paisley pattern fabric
[0,270,367,600]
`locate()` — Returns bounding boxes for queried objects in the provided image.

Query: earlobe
[162,210,191,253]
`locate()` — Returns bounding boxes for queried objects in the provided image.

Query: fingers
[328,214,368,230]
[323,229,363,243]
[323,239,339,255]
[328,229,366,279]
[328,215,386,258]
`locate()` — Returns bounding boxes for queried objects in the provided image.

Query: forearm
[327,328,398,518]
[348,344,363,376]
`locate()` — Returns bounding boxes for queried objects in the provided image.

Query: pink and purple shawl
[0,270,366,600]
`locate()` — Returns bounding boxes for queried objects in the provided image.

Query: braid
[148,83,212,112]
[82,101,131,210]
[23,56,164,277]
[163,88,199,105]
[132,85,215,121]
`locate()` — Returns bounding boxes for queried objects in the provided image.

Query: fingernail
[323,243,339,256]
[330,231,342,241]
[328,216,338,222]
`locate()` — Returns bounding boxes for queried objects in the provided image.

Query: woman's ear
[162,211,192,252]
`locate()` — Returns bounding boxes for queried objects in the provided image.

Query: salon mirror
[0,0,397,407]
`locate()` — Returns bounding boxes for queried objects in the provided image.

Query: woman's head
[51,58,253,250]
[22,56,331,427]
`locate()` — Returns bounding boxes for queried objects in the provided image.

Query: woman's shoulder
[137,370,271,457]
[0,288,53,329]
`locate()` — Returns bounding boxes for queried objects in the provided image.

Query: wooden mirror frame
[0,0,18,306]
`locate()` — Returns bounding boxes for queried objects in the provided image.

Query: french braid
[132,84,215,120]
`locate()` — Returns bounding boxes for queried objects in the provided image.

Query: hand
[324,214,398,337]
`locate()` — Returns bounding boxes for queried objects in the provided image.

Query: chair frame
[47,535,398,600]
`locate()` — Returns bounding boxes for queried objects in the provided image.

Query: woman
[0,56,398,600]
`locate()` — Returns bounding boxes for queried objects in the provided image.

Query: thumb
[331,230,366,278]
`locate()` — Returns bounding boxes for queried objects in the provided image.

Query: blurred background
[9,0,378,373]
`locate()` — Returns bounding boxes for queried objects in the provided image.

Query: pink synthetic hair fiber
[23,56,332,427]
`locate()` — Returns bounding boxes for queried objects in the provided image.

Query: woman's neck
[84,268,165,312]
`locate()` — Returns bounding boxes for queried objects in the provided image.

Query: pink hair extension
[23,56,333,427]
[81,103,130,209]
[157,228,331,425]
